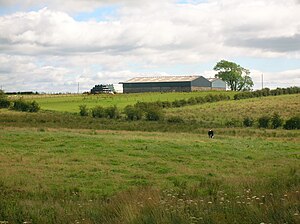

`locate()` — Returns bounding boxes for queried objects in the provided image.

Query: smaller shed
[208,78,226,90]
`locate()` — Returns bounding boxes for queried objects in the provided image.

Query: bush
[258,116,270,128]
[0,98,10,108]
[79,105,89,116]
[243,117,254,127]
[28,101,40,112]
[124,105,143,121]
[195,96,205,104]
[145,105,164,121]
[271,113,283,129]
[12,99,40,112]
[283,116,300,130]
[91,106,105,118]
[12,99,28,111]
[187,97,197,105]
[105,106,120,119]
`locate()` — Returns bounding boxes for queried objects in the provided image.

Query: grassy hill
[166,94,300,127]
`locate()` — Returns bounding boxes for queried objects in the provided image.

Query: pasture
[0,127,299,223]
[11,91,234,113]
[1,92,300,223]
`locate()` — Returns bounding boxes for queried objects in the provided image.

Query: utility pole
[261,74,264,90]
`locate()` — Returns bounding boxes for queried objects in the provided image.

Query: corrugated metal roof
[124,76,201,83]
[207,78,219,82]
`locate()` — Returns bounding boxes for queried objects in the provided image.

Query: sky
[0,0,299,93]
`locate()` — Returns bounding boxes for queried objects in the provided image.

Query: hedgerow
[234,87,300,100]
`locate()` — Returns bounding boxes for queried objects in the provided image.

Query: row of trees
[234,87,300,100]
[80,103,164,121]
[0,90,40,112]
[243,113,300,130]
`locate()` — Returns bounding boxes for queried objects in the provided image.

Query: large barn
[121,76,226,93]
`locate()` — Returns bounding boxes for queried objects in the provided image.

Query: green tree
[214,60,254,91]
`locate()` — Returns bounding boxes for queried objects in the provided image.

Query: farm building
[208,78,226,90]
[90,84,114,94]
[121,76,226,93]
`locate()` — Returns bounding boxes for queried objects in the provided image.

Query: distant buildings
[90,84,115,94]
[121,76,226,93]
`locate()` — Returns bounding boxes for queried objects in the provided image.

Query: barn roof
[123,76,201,83]
[207,78,219,82]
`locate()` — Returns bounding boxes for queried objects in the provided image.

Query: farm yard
[0,91,300,223]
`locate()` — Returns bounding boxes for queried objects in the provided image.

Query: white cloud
[0,0,300,92]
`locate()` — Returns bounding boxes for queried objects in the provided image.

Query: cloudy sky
[0,0,299,92]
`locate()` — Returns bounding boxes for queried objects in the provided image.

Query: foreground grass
[0,127,299,223]
[10,91,234,113]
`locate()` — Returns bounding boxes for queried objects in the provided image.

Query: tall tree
[214,60,254,91]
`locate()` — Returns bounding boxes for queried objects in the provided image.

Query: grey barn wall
[211,79,226,89]
[191,76,211,88]
[123,81,192,93]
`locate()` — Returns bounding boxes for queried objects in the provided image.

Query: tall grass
[0,128,299,223]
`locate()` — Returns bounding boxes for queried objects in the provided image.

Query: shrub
[105,106,120,119]
[12,99,28,111]
[145,105,164,121]
[91,106,105,118]
[283,116,300,130]
[0,98,10,108]
[124,105,143,120]
[271,113,283,129]
[187,97,197,105]
[79,105,89,116]
[11,99,40,112]
[195,96,205,104]
[28,101,40,112]
[204,94,214,102]
[243,117,254,127]
[258,116,270,128]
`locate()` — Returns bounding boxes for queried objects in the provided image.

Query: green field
[167,94,300,126]
[13,91,234,112]
[1,92,300,223]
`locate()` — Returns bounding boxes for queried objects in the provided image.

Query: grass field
[1,92,300,223]
[0,127,299,223]
[11,91,235,112]
[167,94,300,127]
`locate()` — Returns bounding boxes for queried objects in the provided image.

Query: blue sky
[0,0,299,92]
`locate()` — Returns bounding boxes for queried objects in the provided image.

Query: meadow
[1,92,300,223]
[0,127,299,223]
[11,91,235,113]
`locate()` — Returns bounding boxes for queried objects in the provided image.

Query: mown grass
[10,91,234,113]
[0,127,299,223]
